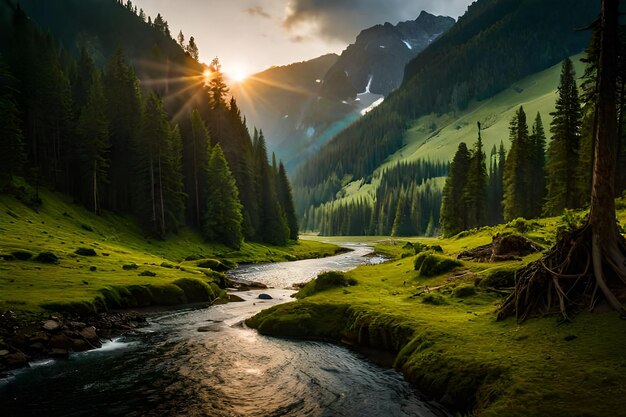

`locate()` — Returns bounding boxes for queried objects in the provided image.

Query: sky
[133,0,474,79]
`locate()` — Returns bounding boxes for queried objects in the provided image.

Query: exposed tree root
[497,226,626,322]
[458,234,543,263]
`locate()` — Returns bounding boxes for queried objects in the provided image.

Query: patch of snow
[342,100,348,104]
[379,45,386,48]
[360,97,384,116]
[306,127,315,138]
[402,40,412,50]
[358,75,374,95]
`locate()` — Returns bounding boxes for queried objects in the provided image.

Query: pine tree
[207,58,228,109]
[189,109,211,226]
[136,92,184,237]
[103,49,142,211]
[254,130,289,245]
[464,124,488,228]
[186,36,199,61]
[203,144,244,249]
[529,112,547,217]
[76,70,109,214]
[0,60,25,188]
[276,162,299,240]
[441,142,471,236]
[503,107,530,220]
[177,30,185,49]
[391,192,414,236]
[545,57,583,215]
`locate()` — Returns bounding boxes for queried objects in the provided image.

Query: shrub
[173,278,216,303]
[11,250,33,260]
[122,263,138,270]
[35,251,59,264]
[454,284,477,298]
[1,254,16,261]
[415,252,461,277]
[148,284,186,305]
[160,262,174,269]
[75,247,97,256]
[138,270,156,277]
[296,271,357,299]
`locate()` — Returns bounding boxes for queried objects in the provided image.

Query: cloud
[282,0,471,43]
[245,5,271,19]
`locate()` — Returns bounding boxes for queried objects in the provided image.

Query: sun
[227,66,249,83]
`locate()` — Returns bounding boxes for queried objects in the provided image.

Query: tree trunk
[150,151,156,224]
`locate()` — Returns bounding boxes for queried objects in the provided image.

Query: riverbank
[0,188,343,372]
[248,216,626,417]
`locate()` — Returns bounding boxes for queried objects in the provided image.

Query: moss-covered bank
[248,213,626,416]
[0,188,341,316]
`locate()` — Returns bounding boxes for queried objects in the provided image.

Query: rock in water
[258,293,273,300]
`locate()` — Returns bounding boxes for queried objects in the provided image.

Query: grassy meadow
[249,202,626,417]
[0,186,340,316]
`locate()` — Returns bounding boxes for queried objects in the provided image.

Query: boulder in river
[258,293,273,300]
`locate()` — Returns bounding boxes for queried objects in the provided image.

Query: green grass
[0,187,341,314]
[324,55,586,208]
[248,203,626,417]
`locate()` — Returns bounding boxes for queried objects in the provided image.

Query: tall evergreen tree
[103,49,142,211]
[276,162,299,240]
[186,36,199,61]
[503,107,530,220]
[254,130,289,245]
[136,92,184,237]
[0,60,25,188]
[441,142,471,236]
[528,112,547,217]
[76,70,109,214]
[203,144,244,249]
[189,109,211,226]
[464,124,488,229]
[545,57,583,215]
[177,30,185,49]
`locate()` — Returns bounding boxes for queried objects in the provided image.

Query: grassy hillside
[249,203,626,417]
[0,184,340,315]
[329,55,584,205]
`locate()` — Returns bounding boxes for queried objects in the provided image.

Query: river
[0,243,445,417]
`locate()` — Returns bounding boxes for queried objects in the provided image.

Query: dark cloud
[283,0,471,42]
[245,5,271,19]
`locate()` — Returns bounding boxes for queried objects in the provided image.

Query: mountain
[320,11,455,100]
[294,0,598,215]
[230,54,338,148]
[231,12,454,173]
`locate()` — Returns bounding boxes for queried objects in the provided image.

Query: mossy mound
[75,247,97,256]
[11,250,33,260]
[414,252,462,277]
[173,278,217,303]
[295,271,357,299]
[453,284,477,298]
[479,267,517,289]
[197,258,228,271]
[148,284,186,305]
[421,293,448,305]
[122,263,138,270]
[34,251,59,264]
[138,270,156,277]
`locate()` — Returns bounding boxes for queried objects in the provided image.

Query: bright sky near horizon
[133,0,473,79]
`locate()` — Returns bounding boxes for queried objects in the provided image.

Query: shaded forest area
[0,0,298,249]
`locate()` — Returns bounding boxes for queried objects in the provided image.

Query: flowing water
[0,243,446,417]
